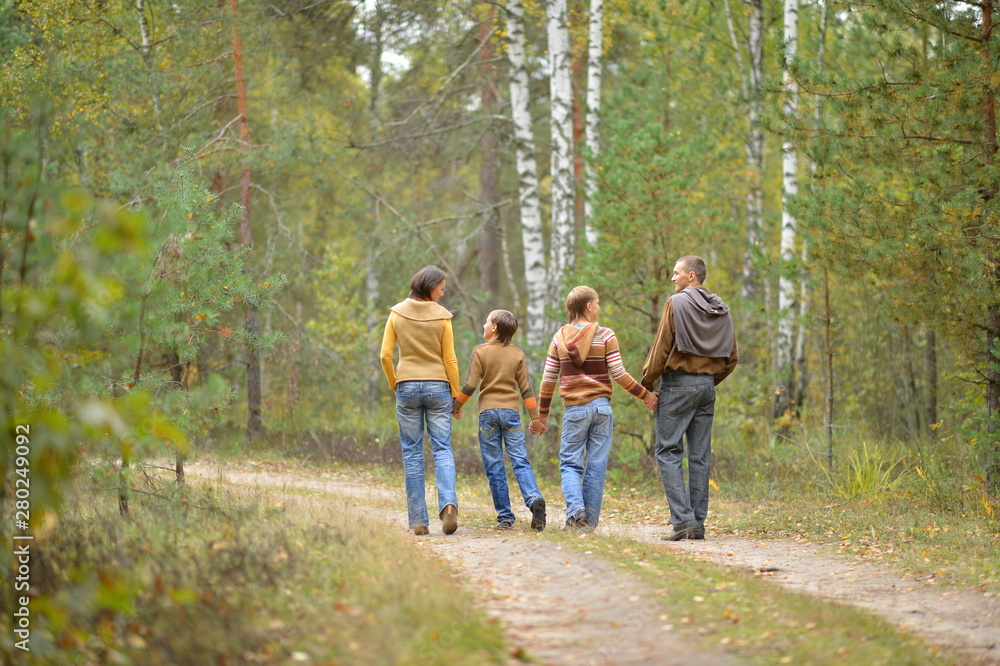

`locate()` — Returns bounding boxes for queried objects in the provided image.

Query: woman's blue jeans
[395,380,458,528]
[478,408,543,523]
[560,397,614,528]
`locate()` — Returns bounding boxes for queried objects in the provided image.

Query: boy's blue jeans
[395,380,458,529]
[559,396,613,528]
[478,408,543,524]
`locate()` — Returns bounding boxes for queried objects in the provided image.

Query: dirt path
[186,462,1000,665]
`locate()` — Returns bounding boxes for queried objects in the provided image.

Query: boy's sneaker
[530,498,547,532]
[564,509,589,530]
[497,520,514,530]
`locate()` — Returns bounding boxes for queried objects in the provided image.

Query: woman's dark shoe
[441,504,458,535]
[413,525,429,536]
[497,520,514,530]
[530,498,547,532]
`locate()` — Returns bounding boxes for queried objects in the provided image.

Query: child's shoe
[530,498,547,532]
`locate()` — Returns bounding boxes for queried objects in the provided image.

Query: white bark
[583,0,603,247]
[727,0,765,304]
[795,0,829,399]
[135,0,165,143]
[776,0,799,390]
[546,0,575,320]
[506,0,547,348]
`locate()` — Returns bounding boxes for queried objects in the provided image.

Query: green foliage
[121,164,287,446]
[0,104,172,522]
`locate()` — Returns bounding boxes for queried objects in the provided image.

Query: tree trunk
[546,0,576,326]
[983,1,1000,493]
[724,0,765,361]
[478,7,501,307]
[775,0,799,421]
[583,0,603,247]
[167,352,188,483]
[741,0,765,307]
[365,2,384,399]
[823,265,834,471]
[572,52,585,237]
[506,0,546,353]
[135,0,165,148]
[925,326,938,438]
[794,0,828,416]
[230,0,263,441]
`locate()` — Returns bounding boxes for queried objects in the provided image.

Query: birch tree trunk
[135,0,165,147]
[583,0,603,247]
[546,0,576,322]
[505,0,546,350]
[478,7,501,307]
[365,2,384,399]
[229,0,263,441]
[796,0,828,417]
[774,0,799,420]
[727,0,765,307]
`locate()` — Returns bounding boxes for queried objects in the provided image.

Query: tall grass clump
[826,441,910,501]
[0,469,505,664]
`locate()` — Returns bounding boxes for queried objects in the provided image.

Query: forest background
[1,0,999,662]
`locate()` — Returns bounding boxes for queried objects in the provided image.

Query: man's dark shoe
[691,527,705,540]
[530,498,547,532]
[497,520,514,530]
[441,504,458,535]
[662,522,698,541]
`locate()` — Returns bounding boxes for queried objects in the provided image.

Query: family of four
[379,257,738,541]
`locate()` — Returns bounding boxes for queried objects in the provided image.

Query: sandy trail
[186,462,999,665]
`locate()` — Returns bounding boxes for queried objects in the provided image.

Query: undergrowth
[0,467,505,664]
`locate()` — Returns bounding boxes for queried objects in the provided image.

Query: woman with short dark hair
[379,266,460,535]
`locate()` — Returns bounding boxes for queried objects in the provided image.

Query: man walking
[641,256,738,540]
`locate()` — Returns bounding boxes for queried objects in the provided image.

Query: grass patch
[544,529,954,665]
[1,468,505,665]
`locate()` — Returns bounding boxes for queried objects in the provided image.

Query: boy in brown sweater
[453,310,548,531]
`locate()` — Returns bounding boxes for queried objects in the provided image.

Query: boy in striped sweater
[532,286,658,529]
[454,310,548,531]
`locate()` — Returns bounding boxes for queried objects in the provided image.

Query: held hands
[452,399,462,420]
[642,391,659,411]
[528,417,547,435]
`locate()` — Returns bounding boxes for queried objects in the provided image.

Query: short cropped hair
[409,265,447,300]
[676,256,707,285]
[565,286,598,322]
[489,309,518,346]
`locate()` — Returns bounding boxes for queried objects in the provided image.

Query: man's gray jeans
[655,372,716,528]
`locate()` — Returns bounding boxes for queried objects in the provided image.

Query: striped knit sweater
[538,322,650,418]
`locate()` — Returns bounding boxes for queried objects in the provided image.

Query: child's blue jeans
[478,408,543,523]
[560,396,613,527]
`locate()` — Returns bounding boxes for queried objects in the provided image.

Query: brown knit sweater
[454,341,539,418]
[538,323,650,418]
[379,299,460,397]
